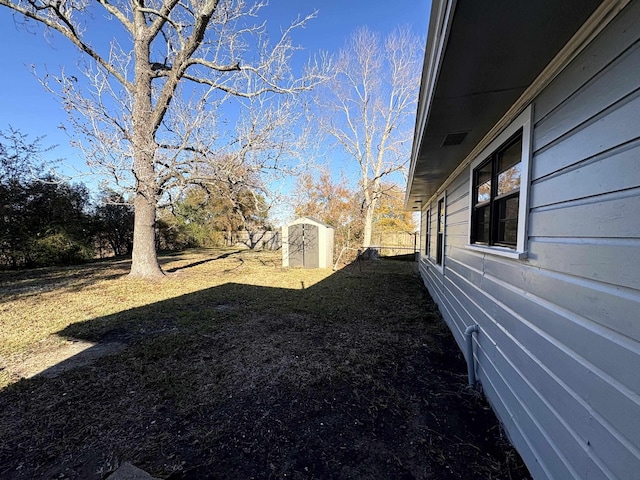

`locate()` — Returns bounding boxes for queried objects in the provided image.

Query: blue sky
[0,1,431,190]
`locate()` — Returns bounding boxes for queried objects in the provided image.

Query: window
[436,197,445,265]
[471,133,522,247]
[424,209,430,257]
[468,105,532,258]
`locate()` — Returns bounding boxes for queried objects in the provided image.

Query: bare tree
[318,26,422,249]
[0,0,326,277]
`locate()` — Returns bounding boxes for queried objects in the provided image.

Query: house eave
[405,0,604,209]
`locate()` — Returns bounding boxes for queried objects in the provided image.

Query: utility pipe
[464,324,480,387]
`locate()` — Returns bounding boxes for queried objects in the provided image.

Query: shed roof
[287,217,333,229]
[405,0,603,209]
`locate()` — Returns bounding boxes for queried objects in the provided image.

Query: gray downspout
[464,324,480,387]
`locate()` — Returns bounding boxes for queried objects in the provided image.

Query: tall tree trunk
[362,179,379,250]
[362,201,375,249]
[129,159,163,278]
[128,23,163,278]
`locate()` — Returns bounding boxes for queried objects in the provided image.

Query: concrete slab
[106,462,160,480]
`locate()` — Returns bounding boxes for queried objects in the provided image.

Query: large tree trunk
[362,179,380,250]
[128,24,163,278]
[129,137,163,278]
[362,201,375,249]
[129,188,163,278]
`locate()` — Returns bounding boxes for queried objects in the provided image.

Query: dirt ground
[0,256,532,479]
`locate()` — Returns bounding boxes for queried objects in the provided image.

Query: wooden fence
[370,231,418,257]
[223,231,282,250]
[220,230,417,257]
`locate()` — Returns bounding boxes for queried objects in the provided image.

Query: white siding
[418,3,640,479]
[420,208,429,258]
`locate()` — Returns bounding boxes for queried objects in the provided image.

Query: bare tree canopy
[0,0,327,277]
[317,26,423,249]
[0,127,50,183]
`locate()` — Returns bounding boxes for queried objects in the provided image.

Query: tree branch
[96,0,133,33]
[0,0,132,90]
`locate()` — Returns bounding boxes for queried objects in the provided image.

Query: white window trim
[420,206,429,259]
[467,105,533,259]
[433,192,446,273]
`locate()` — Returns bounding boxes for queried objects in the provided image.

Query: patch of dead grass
[0,250,531,480]
[0,249,330,375]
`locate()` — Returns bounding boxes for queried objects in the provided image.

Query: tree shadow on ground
[0,258,131,300]
[379,252,417,262]
[164,250,245,273]
[0,259,531,480]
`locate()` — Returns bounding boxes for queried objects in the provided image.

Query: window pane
[470,128,524,249]
[497,163,521,196]
[498,137,522,172]
[437,198,445,264]
[425,210,430,256]
[497,137,522,197]
[474,205,489,243]
[475,162,492,204]
[497,196,519,245]
[499,219,518,244]
[477,180,491,203]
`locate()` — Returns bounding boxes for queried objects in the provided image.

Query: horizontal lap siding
[523,3,640,476]
[529,187,640,238]
[527,238,639,290]
[450,259,640,478]
[445,173,469,249]
[418,3,640,479]
[420,208,428,258]
[530,141,640,209]
[420,173,470,347]
[447,268,607,478]
[529,0,640,306]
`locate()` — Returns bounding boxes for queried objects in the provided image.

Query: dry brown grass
[0,249,530,480]
[0,249,331,385]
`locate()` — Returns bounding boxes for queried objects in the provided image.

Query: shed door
[288,223,319,268]
[303,224,319,268]
[288,224,305,267]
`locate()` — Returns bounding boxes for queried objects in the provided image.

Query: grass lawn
[0,249,530,479]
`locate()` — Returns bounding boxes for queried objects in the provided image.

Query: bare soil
[0,254,531,479]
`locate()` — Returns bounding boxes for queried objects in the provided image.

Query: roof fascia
[404,0,457,209]
[412,0,630,209]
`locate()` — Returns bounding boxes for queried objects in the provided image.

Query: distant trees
[294,169,364,252]
[0,127,283,269]
[316,27,422,248]
[93,190,134,257]
[157,184,271,251]
[0,179,95,268]
[0,0,327,278]
[292,169,415,259]
[0,129,93,267]
[373,185,417,234]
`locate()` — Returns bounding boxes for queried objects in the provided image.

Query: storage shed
[282,217,334,269]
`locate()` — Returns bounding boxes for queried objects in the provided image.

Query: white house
[406,0,640,478]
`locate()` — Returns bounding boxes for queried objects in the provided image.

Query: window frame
[471,132,522,248]
[467,105,533,259]
[436,194,446,266]
[423,208,430,258]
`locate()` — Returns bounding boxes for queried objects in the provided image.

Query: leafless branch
[316,26,422,247]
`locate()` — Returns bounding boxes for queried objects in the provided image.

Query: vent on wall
[441,131,469,146]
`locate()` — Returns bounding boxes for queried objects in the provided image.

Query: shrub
[29,232,94,266]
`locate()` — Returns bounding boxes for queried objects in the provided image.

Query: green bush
[156,216,227,251]
[29,232,94,266]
